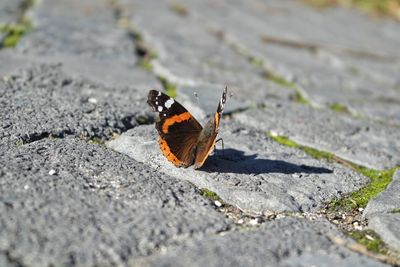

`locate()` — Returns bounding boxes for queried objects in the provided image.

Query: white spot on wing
[165,99,174,109]
[157,91,161,96]
[155,101,158,105]
[158,106,163,112]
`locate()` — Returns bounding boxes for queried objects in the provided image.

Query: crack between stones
[206,27,391,121]
[267,132,400,263]
[259,34,400,63]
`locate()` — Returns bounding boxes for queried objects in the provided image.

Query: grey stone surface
[0,63,152,143]
[133,217,387,267]
[368,214,400,252]
[0,0,23,24]
[0,51,160,92]
[107,122,367,213]
[181,0,400,124]
[0,138,231,266]
[234,103,400,170]
[119,0,295,105]
[363,171,400,252]
[17,0,137,66]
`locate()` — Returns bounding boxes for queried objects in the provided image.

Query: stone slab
[0,138,231,266]
[182,0,400,124]
[107,122,367,213]
[17,0,137,66]
[0,51,160,92]
[0,63,153,143]
[119,0,294,105]
[234,103,400,170]
[133,217,387,267]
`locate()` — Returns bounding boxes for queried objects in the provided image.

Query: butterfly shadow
[200,148,333,175]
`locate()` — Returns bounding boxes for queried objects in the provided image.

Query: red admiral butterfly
[147,87,227,169]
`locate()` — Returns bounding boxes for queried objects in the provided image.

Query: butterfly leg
[215,138,225,157]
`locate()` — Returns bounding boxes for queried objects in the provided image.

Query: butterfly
[147,87,227,169]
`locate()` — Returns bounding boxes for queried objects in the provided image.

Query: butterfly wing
[147,90,203,167]
[193,86,227,169]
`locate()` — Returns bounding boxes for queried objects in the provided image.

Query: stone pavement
[0,0,399,266]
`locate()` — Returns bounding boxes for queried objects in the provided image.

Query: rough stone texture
[1,0,400,265]
[17,0,137,66]
[0,64,152,143]
[234,103,400,170]
[181,0,400,124]
[107,122,367,213]
[0,138,231,267]
[363,171,400,252]
[119,0,295,105]
[134,218,388,267]
[0,51,160,92]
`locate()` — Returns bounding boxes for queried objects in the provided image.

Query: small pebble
[269,130,278,137]
[88,97,98,104]
[365,235,375,241]
[49,169,57,175]
[214,200,222,207]
[237,219,244,224]
[23,185,29,190]
[249,218,259,225]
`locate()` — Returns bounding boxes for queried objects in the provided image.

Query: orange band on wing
[162,112,192,134]
[214,112,219,127]
[158,138,182,166]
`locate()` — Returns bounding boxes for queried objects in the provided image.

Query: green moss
[268,134,333,160]
[138,60,153,71]
[262,70,295,89]
[390,208,400,213]
[157,76,177,98]
[268,134,298,147]
[303,0,400,20]
[128,28,157,71]
[268,133,399,211]
[329,103,350,113]
[347,230,388,254]
[89,137,105,146]
[169,3,189,16]
[15,140,25,146]
[200,188,224,203]
[136,115,151,125]
[249,56,264,67]
[293,90,310,105]
[0,23,32,47]
[337,166,398,209]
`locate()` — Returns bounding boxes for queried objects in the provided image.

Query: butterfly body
[147,87,227,169]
